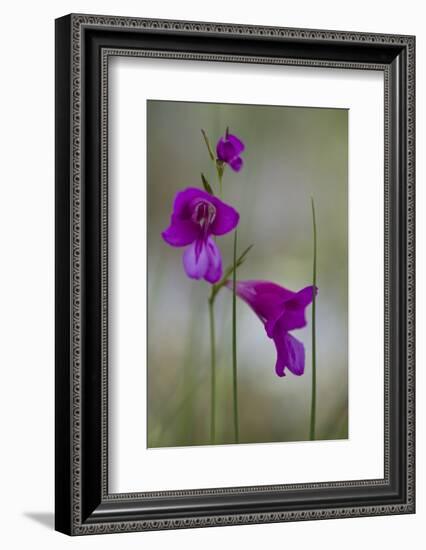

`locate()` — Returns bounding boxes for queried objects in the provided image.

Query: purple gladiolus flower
[216,131,245,172]
[162,187,240,284]
[227,280,318,377]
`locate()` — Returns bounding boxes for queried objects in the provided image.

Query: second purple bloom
[227,280,317,377]
[216,132,245,172]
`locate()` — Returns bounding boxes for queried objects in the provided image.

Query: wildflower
[216,131,245,172]
[162,187,239,283]
[228,280,317,376]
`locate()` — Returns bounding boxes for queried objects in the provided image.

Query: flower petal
[278,285,318,331]
[229,156,243,172]
[226,134,245,155]
[216,139,235,163]
[209,197,240,236]
[227,280,296,325]
[171,187,212,220]
[165,187,239,237]
[273,332,305,377]
[293,285,318,308]
[216,134,245,164]
[204,237,222,283]
[182,239,209,280]
[162,217,199,247]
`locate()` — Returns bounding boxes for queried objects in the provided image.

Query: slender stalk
[181,299,199,445]
[309,197,317,441]
[206,242,253,445]
[208,296,216,444]
[232,230,239,443]
[156,373,206,444]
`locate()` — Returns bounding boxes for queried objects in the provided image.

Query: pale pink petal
[182,240,209,280]
[204,237,222,284]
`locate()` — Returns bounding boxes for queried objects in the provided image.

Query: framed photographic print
[55,14,415,535]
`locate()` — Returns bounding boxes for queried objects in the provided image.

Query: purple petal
[229,156,243,172]
[162,217,199,247]
[278,285,318,332]
[204,237,222,283]
[273,332,305,377]
[165,187,239,238]
[226,134,245,155]
[292,285,318,308]
[216,134,245,163]
[265,285,318,334]
[171,187,212,219]
[227,280,296,324]
[209,196,240,236]
[182,239,209,280]
[216,139,235,163]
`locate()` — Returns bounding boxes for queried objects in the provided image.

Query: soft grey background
[147,100,348,447]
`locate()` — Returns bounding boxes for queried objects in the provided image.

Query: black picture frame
[55,13,415,535]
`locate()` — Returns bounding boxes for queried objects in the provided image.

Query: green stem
[309,197,317,441]
[218,171,223,199]
[210,244,253,302]
[206,239,253,445]
[232,230,239,443]
[208,296,216,444]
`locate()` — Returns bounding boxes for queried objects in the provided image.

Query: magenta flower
[162,187,239,284]
[216,131,245,172]
[228,280,317,377]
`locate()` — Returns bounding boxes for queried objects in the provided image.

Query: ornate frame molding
[55,14,415,535]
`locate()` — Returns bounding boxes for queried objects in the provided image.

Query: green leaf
[236,244,254,265]
[201,129,215,161]
[210,244,254,300]
[201,173,214,195]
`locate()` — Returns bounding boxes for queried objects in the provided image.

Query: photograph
[147,100,348,448]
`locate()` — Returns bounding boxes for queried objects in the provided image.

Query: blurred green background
[147,100,348,447]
